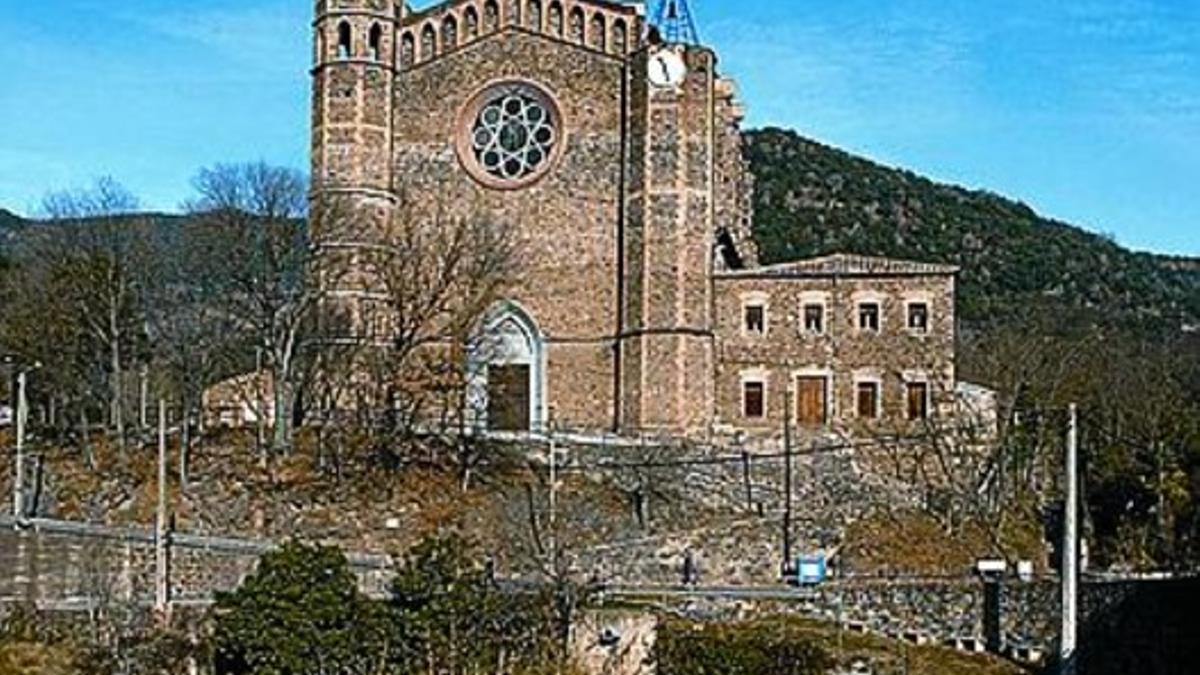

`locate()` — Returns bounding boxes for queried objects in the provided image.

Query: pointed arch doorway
[467,302,547,433]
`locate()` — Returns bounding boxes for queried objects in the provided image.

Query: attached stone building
[309,0,959,439]
[714,254,957,437]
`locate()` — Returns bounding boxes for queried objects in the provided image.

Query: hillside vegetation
[2,139,1197,571]
[0,208,19,264]
[0,208,20,227]
[744,128,1199,331]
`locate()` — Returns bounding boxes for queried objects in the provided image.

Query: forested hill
[3,134,1198,332]
[744,127,1200,331]
[0,208,20,234]
[0,209,21,258]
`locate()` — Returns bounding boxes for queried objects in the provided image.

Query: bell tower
[621,44,722,434]
[311,1,403,344]
[311,0,400,201]
[620,0,751,436]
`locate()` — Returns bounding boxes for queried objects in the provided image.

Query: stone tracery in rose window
[469,86,557,182]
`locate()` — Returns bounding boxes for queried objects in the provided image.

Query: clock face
[648,50,687,89]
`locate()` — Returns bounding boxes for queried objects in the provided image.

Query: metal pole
[1060,404,1079,674]
[783,386,794,577]
[13,371,27,521]
[155,399,169,614]
[255,348,266,466]
[549,421,558,573]
[139,364,149,431]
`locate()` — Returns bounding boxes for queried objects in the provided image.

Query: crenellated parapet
[396,0,645,70]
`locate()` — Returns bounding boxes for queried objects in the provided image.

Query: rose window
[467,86,558,183]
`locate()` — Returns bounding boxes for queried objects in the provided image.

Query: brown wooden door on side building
[488,365,531,432]
[796,377,827,427]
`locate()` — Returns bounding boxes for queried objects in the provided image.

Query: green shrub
[213,541,388,675]
[212,535,564,674]
[655,618,833,675]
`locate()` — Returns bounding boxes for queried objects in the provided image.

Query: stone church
[310,0,958,439]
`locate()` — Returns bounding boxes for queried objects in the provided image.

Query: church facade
[310,0,958,439]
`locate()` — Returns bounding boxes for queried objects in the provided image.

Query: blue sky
[1,0,1197,255]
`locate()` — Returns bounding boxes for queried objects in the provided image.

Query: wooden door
[488,365,531,432]
[796,377,827,427]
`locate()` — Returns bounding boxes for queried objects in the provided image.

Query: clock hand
[659,59,671,82]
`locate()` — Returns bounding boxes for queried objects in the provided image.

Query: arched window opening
[467,303,547,433]
[589,13,606,51]
[400,31,415,67]
[484,0,500,32]
[368,23,383,61]
[548,2,564,37]
[526,0,542,30]
[569,7,584,44]
[442,16,458,50]
[465,6,480,40]
[613,19,628,54]
[337,21,352,59]
[421,23,437,60]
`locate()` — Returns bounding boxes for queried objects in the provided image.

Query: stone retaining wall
[0,517,1179,672]
[0,517,391,608]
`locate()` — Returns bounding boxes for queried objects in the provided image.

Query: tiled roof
[720,253,960,278]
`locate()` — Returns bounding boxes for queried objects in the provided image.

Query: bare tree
[313,189,517,479]
[9,179,152,459]
[185,164,319,456]
[143,214,247,487]
[609,438,687,530]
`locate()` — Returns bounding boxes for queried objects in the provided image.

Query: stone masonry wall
[712,272,956,437]
[391,29,627,431]
[0,519,391,608]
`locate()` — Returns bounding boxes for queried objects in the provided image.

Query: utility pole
[255,347,266,468]
[548,418,560,574]
[13,371,27,521]
[139,363,149,432]
[1060,404,1079,674]
[782,386,794,578]
[155,399,170,616]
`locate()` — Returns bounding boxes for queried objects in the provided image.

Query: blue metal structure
[652,0,701,45]
[796,553,828,586]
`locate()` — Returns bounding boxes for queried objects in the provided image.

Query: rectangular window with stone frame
[803,304,825,334]
[906,381,930,420]
[907,302,930,334]
[743,381,765,419]
[856,381,880,419]
[858,303,880,332]
[744,304,766,335]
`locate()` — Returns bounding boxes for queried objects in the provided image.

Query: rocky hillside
[744,127,1200,332]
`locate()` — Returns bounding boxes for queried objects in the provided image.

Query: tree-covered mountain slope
[0,208,21,237]
[744,127,1199,330]
[3,131,1197,332]
[0,209,21,262]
